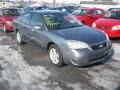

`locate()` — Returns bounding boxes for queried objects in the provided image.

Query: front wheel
[48,44,65,67]
[16,31,25,44]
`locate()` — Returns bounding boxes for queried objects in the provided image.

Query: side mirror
[33,25,44,30]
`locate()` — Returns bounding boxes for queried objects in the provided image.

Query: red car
[72,7,105,26]
[0,8,20,32]
[92,10,120,38]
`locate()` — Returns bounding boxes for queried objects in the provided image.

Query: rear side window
[72,9,87,16]
[30,13,42,26]
[89,9,104,15]
[21,12,31,25]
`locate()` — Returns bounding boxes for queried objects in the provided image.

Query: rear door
[86,9,104,26]
[85,10,96,26]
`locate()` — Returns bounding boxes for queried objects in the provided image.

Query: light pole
[28,0,30,6]
[53,0,56,6]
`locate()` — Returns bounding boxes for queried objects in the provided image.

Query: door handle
[28,27,35,32]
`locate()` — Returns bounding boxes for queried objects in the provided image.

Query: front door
[29,13,48,49]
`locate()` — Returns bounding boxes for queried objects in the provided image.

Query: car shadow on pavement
[110,37,120,42]
[79,48,115,68]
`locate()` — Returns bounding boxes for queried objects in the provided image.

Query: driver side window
[21,12,31,25]
[30,13,43,26]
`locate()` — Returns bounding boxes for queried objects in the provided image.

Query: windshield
[104,11,120,19]
[42,13,83,30]
[2,9,20,16]
[72,9,87,16]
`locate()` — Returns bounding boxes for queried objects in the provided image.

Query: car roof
[109,8,120,9]
[111,10,120,12]
[79,7,103,10]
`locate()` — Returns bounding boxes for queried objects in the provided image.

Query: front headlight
[92,22,96,28]
[112,25,120,30]
[67,40,90,49]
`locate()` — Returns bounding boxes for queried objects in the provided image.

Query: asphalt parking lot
[0,31,120,90]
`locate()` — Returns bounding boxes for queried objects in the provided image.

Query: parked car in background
[14,10,112,67]
[50,6,77,13]
[72,7,105,26]
[20,6,48,14]
[0,8,20,32]
[92,10,120,38]
[108,8,120,11]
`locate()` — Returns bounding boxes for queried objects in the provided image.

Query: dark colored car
[72,7,105,26]
[14,10,112,67]
[50,6,77,13]
[20,6,48,14]
[108,8,120,11]
[0,8,20,32]
[92,10,120,38]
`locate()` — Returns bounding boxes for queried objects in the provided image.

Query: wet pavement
[0,31,120,90]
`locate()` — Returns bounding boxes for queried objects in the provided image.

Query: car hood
[3,16,18,21]
[51,26,106,45]
[95,18,120,27]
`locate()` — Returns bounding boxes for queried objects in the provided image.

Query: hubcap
[17,32,21,43]
[49,48,59,64]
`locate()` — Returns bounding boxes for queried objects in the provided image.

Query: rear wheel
[48,44,65,67]
[3,25,7,33]
[82,21,85,25]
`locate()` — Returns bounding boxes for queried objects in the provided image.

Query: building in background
[80,0,120,10]
[0,0,119,8]
[80,0,120,5]
[0,1,20,7]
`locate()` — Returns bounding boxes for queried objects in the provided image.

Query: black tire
[82,21,85,25]
[48,44,65,67]
[16,31,25,45]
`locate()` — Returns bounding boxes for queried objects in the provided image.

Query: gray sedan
[14,10,112,67]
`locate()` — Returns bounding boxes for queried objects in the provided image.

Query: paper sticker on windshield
[43,15,60,28]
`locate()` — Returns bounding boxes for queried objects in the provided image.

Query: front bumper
[62,41,112,66]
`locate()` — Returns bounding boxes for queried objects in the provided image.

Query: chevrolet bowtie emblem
[99,44,103,48]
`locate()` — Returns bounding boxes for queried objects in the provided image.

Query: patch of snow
[67,83,84,90]
[87,66,120,90]
[112,43,120,61]
[0,45,52,90]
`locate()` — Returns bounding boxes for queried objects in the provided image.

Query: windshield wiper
[64,25,83,29]
[51,27,62,30]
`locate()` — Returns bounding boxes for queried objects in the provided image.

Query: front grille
[91,42,107,50]
[97,25,111,29]
[89,52,109,62]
